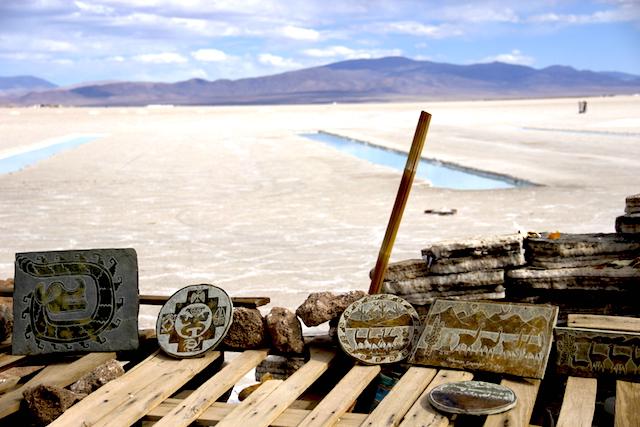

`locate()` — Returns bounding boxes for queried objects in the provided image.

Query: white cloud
[53,58,74,65]
[134,52,188,64]
[191,48,228,62]
[529,8,639,24]
[481,49,534,66]
[74,1,114,15]
[108,55,126,62]
[382,21,464,38]
[280,25,320,41]
[302,45,402,60]
[38,39,76,52]
[258,53,301,69]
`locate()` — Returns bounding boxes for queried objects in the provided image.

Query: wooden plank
[154,349,268,427]
[557,377,597,427]
[615,380,640,427]
[483,378,541,427]
[216,348,336,427]
[568,314,640,333]
[0,352,115,419]
[222,380,283,423]
[363,367,438,427]
[50,351,220,427]
[0,354,25,370]
[399,369,473,427]
[146,399,368,427]
[299,364,380,427]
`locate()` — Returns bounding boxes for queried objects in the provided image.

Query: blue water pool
[0,135,103,174]
[302,132,532,190]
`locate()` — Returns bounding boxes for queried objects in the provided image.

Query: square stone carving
[555,327,640,379]
[411,299,558,379]
[12,249,139,355]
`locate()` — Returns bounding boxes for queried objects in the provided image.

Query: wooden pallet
[0,315,638,426]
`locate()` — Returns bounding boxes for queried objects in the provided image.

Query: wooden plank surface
[399,369,474,427]
[557,376,597,427]
[221,380,283,424]
[154,349,268,427]
[0,352,115,419]
[216,348,336,427]
[484,378,541,427]
[615,380,640,427]
[568,314,640,333]
[363,366,437,427]
[50,351,220,427]
[0,354,25,370]
[298,364,380,427]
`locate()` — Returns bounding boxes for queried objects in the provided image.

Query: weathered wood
[615,380,640,427]
[483,378,541,427]
[568,314,640,333]
[50,351,220,427]
[154,349,268,427]
[363,367,437,427]
[0,375,19,393]
[369,111,431,294]
[216,348,336,427]
[221,380,283,424]
[557,376,597,427]
[399,369,474,427]
[298,364,380,427]
[0,354,25,370]
[412,300,558,379]
[0,352,115,419]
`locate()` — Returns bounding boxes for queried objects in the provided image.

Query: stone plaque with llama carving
[555,327,640,379]
[410,299,558,378]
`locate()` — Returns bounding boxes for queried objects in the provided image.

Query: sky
[0,0,639,86]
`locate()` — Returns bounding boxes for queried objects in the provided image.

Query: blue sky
[0,0,638,86]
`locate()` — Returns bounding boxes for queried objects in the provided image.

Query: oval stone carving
[428,380,517,415]
[337,294,420,364]
[156,284,233,358]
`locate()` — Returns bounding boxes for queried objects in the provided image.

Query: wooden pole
[368,111,432,294]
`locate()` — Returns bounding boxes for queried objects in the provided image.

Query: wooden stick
[368,111,432,294]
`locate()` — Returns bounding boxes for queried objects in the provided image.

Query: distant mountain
[0,75,57,95]
[2,57,639,106]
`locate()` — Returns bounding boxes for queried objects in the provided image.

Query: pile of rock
[380,234,525,306]
[616,193,640,234]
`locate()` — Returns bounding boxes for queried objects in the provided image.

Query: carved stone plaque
[555,327,640,379]
[337,294,420,364]
[12,249,139,355]
[411,299,558,378]
[157,284,233,358]
[428,381,517,415]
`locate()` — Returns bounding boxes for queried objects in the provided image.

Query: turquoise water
[302,132,530,190]
[0,135,102,174]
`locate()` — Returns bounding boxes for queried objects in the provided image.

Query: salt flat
[0,96,638,327]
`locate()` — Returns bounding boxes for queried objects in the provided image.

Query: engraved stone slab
[157,284,233,358]
[555,327,640,379]
[428,380,517,415]
[337,294,420,365]
[411,299,558,379]
[12,249,139,355]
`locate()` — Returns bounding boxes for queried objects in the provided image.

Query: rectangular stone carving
[12,249,139,355]
[411,299,558,379]
[555,327,640,379]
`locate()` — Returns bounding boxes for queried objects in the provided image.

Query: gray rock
[427,254,525,274]
[265,307,305,354]
[626,193,640,215]
[384,269,504,292]
[506,265,640,291]
[69,359,124,395]
[384,285,505,305]
[23,385,86,425]
[296,291,366,327]
[0,304,13,343]
[222,307,267,350]
[616,215,640,234]
[12,249,139,355]
[380,259,429,281]
[255,355,305,381]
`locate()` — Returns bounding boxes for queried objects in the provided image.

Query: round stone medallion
[337,294,420,364]
[156,284,233,358]
[428,380,517,415]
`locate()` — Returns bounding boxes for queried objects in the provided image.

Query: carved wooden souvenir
[428,380,517,415]
[555,327,640,379]
[337,294,420,364]
[411,299,558,379]
[157,284,233,358]
[12,249,139,355]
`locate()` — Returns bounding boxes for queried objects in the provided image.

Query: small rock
[70,359,124,395]
[222,308,267,350]
[296,291,366,327]
[0,304,13,342]
[265,307,305,354]
[23,385,86,425]
[255,355,306,380]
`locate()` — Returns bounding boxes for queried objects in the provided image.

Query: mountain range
[2,57,639,106]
